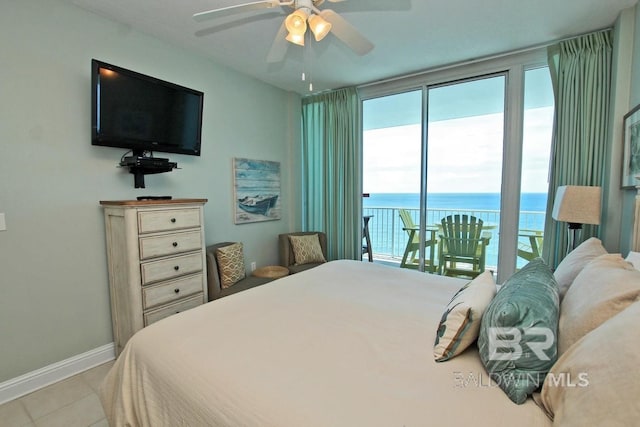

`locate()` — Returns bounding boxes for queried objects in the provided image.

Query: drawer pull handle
[170,218,177,223]
[172,242,178,247]
[174,288,180,293]
[175,311,181,314]
[174,266,180,271]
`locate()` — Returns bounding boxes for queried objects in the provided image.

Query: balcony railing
[363,206,545,271]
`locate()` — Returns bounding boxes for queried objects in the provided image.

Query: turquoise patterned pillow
[477,258,559,404]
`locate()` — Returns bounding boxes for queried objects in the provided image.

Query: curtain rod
[358,26,613,90]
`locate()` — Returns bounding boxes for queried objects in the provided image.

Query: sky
[362,68,554,194]
[362,106,554,194]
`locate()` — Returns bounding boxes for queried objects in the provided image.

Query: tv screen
[92,59,204,156]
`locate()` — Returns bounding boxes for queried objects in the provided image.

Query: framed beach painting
[622,103,640,188]
[233,158,281,224]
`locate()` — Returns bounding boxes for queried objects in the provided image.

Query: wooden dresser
[100,199,208,355]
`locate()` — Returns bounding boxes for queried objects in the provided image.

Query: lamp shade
[552,185,602,225]
[285,31,305,46]
[308,14,332,41]
[285,9,308,34]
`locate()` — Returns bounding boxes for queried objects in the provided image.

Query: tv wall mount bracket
[118,154,178,188]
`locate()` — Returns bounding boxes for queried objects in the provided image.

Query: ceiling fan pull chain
[306,30,313,92]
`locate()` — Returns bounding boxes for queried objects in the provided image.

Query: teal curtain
[301,87,361,261]
[543,30,612,267]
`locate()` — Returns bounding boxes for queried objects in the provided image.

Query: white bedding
[101,260,551,426]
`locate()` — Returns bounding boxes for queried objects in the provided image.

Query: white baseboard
[0,343,115,405]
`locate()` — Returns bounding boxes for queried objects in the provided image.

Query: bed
[101,248,640,426]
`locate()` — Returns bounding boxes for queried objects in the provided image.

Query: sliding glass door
[363,75,507,274]
[362,52,555,279]
[426,75,506,275]
[517,67,554,268]
[362,90,425,268]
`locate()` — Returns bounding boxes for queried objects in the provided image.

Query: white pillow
[553,237,607,299]
[433,271,496,362]
[558,253,640,354]
[539,301,640,425]
[625,251,640,270]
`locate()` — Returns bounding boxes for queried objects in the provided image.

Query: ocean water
[363,192,547,211]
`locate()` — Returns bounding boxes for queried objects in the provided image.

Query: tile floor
[0,361,114,427]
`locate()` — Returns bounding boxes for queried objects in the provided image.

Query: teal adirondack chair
[438,214,487,278]
[399,209,437,273]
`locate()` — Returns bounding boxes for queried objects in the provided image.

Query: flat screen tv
[91,59,204,156]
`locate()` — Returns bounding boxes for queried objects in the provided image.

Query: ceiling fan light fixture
[285,9,308,34]
[285,31,305,46]
[308,14,332,41]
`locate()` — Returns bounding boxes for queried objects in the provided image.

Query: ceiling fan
[193,0,374,63]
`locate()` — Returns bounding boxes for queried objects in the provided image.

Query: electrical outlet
[250,262,256,271]
[0,213,5,231]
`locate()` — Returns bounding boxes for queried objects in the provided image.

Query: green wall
[0,0,300,381]
[617,4,640,254]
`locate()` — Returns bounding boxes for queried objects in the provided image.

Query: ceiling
[67,0,637,95]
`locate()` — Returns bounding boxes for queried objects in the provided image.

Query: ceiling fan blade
[320,9,373,56]
[267,21,289,63]
[193,0,281,22]
[328,0,411,12]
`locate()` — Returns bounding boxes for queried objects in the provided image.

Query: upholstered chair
[278,232,328,274]
[205,242,271,300]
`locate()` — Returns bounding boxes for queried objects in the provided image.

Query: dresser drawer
[142,274,204,310]
[139,230,202,260]
[138,208,201,234]
[141,252,203,285]
[144,293,204,326]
